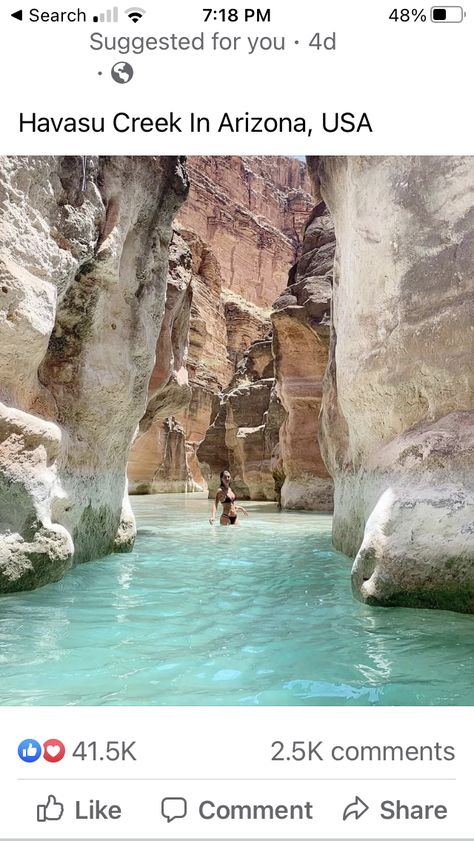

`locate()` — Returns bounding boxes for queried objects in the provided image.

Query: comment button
[161,796,188,823]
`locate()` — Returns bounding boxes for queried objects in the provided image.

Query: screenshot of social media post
[0,0,473,839]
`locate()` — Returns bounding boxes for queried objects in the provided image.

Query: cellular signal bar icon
[93,7,119,23]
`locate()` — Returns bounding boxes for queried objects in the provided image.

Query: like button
[37,795,64,822]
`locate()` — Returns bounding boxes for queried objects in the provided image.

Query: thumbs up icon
[17,739,42,763]
[37,795,64,822]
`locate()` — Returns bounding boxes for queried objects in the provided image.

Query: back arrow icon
[343,796,369,820]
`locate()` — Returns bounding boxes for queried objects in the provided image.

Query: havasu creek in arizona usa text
[18,113,373,134]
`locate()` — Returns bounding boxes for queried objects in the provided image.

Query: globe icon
[111,62,134,84]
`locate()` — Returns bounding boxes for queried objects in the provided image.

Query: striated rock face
[0,155,188,591]
[128,226,238,495]
[130,417,190,494]
[127,230,193,494]
[129,223,271,495]
[223,290,270,368]
[175,229,234,490]
[181,228,234,392]
[271,203,335,510]
[317,156,474,612]
[198,338,283,500]
[128,155,304,496]
[177,156,314,306]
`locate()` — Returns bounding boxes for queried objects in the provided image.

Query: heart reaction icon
[43,739,66,763]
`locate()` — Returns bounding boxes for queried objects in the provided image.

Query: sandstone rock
[316,155,474,612]
[130,156,306,497]
[0,402,73,590]
[0,155,188,591]
[223,290,270,368]
[127,157,315,500]
[227,380,275,500]
[174,231,271,493]
[129,226,253,496]
[177,156,314,306]
[129,418,190,494]
[351,412,474,612]
[174,229,234,490]
[266,385,287,506]
[271,204,335,510]
[128,229,193,494]
[196,399,228,495]
[179,228,234,392]
[198,339,281,500]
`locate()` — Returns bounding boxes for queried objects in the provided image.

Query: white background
[1,707,472,838]
[0,0,473,153]
[1,3,474,839]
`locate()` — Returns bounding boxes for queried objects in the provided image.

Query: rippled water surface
[1,495,474,705]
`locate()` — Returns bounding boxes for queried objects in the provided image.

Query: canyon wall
[161,156,336,508]
[127,229,193,494]
[271,204,335,510]
[198,337,284,500]
[316,156,474,612]
[177,156,313,306]
[174,228,234,491]
[178,263,270,489]
[128,156,296,494]
[0,155,187,592]
[128,225,270,493]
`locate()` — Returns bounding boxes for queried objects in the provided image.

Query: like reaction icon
[18,739,42,763]
[37,795,64,822]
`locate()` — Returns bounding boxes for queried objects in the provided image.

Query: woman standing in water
[209,469,249,526]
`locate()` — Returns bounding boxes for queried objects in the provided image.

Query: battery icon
[431,6,465,21]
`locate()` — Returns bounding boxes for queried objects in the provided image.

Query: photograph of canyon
[0,155,473,706]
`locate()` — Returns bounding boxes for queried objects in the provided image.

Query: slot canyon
[0,154,473,615]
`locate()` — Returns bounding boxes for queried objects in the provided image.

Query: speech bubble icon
[161,797,187,823]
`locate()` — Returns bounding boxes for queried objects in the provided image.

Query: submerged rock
[0,155,188,591]
[316,155,474,612]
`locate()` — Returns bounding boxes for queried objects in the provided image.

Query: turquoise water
[1,495,473,705]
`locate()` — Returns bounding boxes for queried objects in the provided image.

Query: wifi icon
[125,6,146,22]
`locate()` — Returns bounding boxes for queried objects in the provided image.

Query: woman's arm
[237,506,249,516]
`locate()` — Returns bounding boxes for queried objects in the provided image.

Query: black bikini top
[220,487,236,504]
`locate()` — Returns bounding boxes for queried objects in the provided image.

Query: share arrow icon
[343,796,369,821]
[11,9,23,20]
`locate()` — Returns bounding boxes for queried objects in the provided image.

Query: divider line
[18,776,457,782]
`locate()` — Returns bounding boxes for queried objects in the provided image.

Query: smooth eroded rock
[0,155,188,590]
[317,155,474,612]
